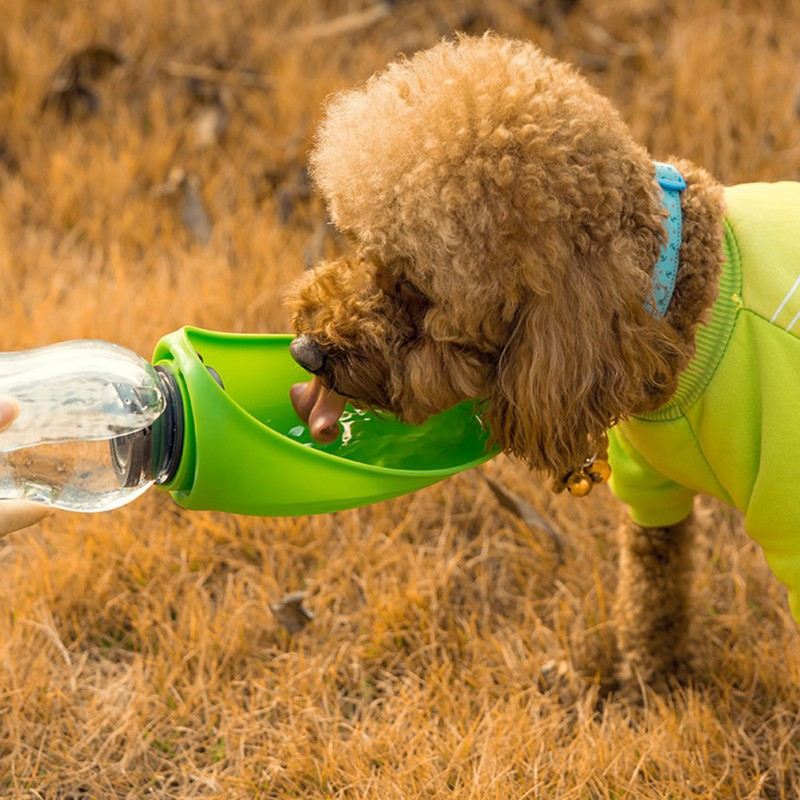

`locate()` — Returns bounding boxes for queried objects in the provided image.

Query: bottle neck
[109,365,184,488]
[153,366,184,485]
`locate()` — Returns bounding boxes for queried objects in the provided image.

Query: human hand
[0,398,51,536]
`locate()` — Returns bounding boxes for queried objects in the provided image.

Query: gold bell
[587,459,612,484]
[566,471,593,497]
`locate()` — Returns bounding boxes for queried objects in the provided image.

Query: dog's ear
[484,266,680,479]
[484,298,604,477]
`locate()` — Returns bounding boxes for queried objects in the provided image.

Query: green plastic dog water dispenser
[152,327,496,515]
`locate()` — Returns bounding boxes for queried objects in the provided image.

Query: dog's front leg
[614,514,694,695]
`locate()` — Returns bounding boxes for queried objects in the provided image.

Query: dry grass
[1,0,800,797]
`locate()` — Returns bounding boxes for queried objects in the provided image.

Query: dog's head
[288,35,683,477]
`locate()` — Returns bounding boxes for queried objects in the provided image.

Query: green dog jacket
[607,181,800,621]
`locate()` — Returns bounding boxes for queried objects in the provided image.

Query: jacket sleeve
[607,426,695,527]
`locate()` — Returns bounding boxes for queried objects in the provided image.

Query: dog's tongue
[309,390,347,440]
[290,376,347,444]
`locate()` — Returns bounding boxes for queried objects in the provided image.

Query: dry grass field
[1,0,800,797]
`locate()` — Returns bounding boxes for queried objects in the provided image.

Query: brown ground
[1,1,799,797]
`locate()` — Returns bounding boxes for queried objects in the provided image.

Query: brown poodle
[286,34,800,692]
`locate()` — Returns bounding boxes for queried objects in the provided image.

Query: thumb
[0,398,20,433]
[0,500,52,538]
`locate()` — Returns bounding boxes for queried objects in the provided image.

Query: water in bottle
[0,340,183,512]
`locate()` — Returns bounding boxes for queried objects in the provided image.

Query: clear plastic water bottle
[0,340,183,512]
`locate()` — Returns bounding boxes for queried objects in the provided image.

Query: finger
[0,500,52,538]
[0,397,20,433]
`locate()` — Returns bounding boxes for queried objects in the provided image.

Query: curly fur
[289,35,724,477]
[288,34,728,692]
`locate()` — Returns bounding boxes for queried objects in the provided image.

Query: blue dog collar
[646,162,686,317]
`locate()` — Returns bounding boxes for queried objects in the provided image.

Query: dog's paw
[614,653,695,704]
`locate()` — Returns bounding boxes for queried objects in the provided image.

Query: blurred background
[1,1,799,797]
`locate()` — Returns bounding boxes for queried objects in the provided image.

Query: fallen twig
[289,4,390,42]
[160,6,389,89]
[160,60,278,90]
[479,472,568,566]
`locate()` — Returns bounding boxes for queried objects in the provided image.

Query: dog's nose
[290,334,328,374]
